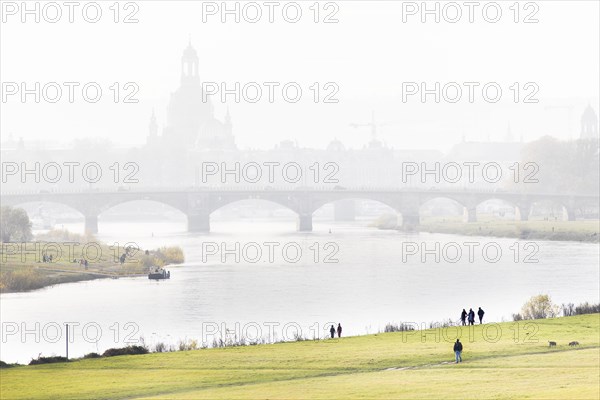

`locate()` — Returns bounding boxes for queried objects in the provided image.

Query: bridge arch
[92,193,190,216]
[419,197,465,222]
[528,199,573,221]
[312,197,400,227]
[310,195,401,215]
[205,197,302,232]
[97,199,188,233]
[472,197,520,222]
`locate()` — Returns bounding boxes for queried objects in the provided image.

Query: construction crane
[350,111,395,145]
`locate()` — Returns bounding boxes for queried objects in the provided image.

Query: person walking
[477,307,485,324]
[337,323,342,338]
[460,309,467,326]
[453,339,463,363]
[329,325,335,339]
[468,308,475,326]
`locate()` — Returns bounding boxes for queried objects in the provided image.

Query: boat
[148,266,171,280]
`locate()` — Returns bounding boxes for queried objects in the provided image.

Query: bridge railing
[1,186,599,198]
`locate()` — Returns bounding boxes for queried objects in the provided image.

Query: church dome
[199,118,225,139]
[582,104,598,122]
[327,138,345,152]
[580,104,599,140]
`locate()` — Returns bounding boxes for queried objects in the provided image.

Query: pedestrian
[468,308,475,326]
[460,309,467,326]
[337,323,342,338]
[329,325,335,339]
[453,339,463,363]
[477,307,485,324]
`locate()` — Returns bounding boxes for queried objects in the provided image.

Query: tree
[518,136,599,194]
[520,294,559,320]
[0,206,33,242]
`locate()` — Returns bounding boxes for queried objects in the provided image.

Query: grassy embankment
[0,231,184,293]
[1,314,598,399]
[372,213,600,242]
[418,216,599,242]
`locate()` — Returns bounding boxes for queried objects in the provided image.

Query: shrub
[137,246,184,269]
[371,213,398,230]
[520,294,559,320]
[102,345,148,357]
[0,360,19,368]
[161,246,185,264]
[29,356,68,365]
[153,342,174,353]
[574,302,600,315]
[1,206,33,242]
[178,339,199,351]
[0,269,47,293]
[384,323,416,333]
[428,319,455,329]
[512,313,523,321]
[83,352,101,359]
[561,303,576,317]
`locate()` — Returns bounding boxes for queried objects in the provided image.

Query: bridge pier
[297,214,313,232]
[401,214,420,231]
[464,207,477,223]
[565,207,576,221]
[515,205,530,221]
[188,213,210,232]
[84,215,98,235]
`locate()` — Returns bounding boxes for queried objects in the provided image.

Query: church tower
[163,41,215,148]
[581,104,599,140]
[181,41,200,85]
[224,107,232,137]
[147,109,158,145]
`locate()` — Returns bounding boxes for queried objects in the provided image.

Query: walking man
[460,309,467,326]
[337,323,342,338]
[330,325,335,339]
[468,308,475,326]
[453,339,463,363]
[477,307,485,324]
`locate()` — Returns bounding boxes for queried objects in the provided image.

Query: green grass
[1,315,598,399]
[0,241,145,293]
[418,217,600,242]
[0,241,183,293]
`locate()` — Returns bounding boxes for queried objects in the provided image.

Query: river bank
[0,314,598,399]
[374,215,600,242]
[418,218,600,242]
[0,238,184,293]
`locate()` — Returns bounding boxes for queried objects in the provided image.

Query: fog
[1,2,600,378]
[1,1,598,152]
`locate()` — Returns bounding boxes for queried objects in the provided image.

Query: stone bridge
[1,189,597,233]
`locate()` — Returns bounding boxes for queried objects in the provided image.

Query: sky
[1,0,599,151]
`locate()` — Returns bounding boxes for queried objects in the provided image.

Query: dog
[548,341,557,347]
[568,341,579,346]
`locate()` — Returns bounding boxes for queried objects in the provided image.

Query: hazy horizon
[2,1,599,152]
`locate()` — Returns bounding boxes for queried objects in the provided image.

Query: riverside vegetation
[0,229,184,293]
[373,214,600,242]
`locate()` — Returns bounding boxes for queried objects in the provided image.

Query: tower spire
[181,39,199,83]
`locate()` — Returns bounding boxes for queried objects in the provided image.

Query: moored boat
[148,266,170,280]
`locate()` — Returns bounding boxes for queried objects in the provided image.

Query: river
[1,219,598,363]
